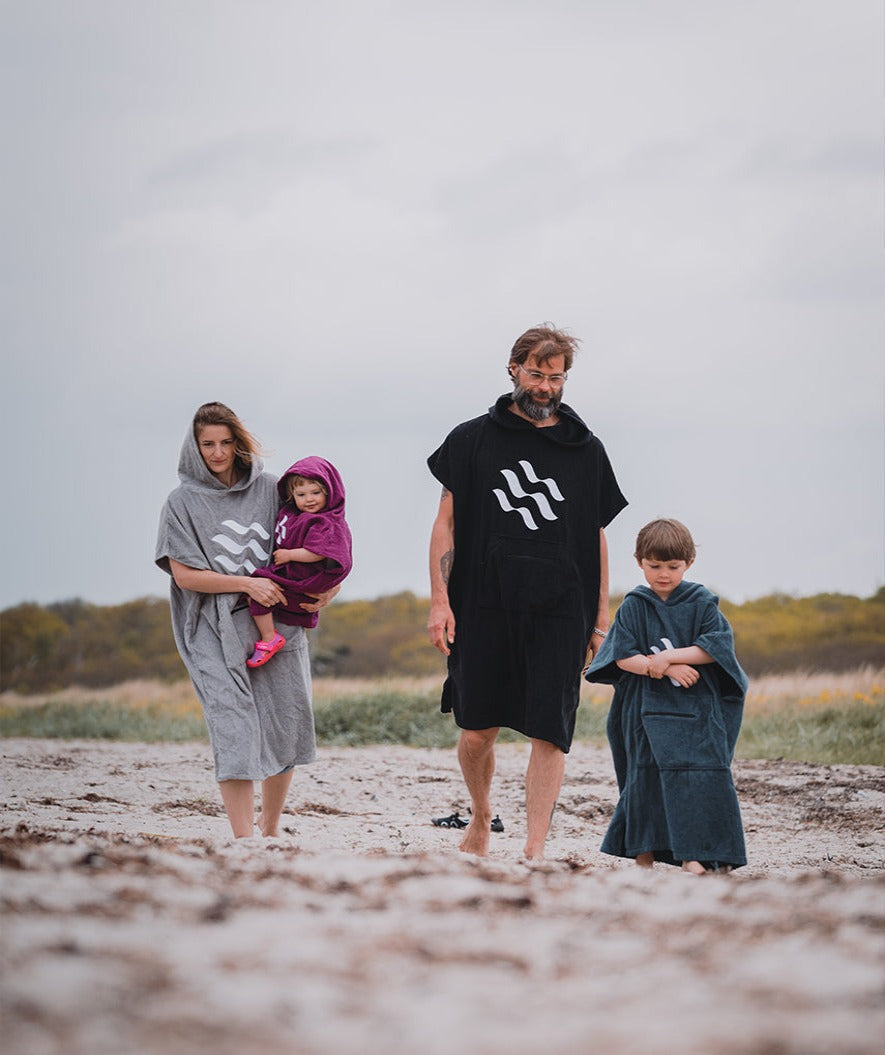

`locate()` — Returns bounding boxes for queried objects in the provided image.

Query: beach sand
[1,738,883,1055]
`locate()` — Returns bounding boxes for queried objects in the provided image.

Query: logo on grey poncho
[492,460,565,531]
[211,519,272,574]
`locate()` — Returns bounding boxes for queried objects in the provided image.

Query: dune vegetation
[1,668,882,766]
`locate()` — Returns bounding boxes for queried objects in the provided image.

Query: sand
[1,738,883,1055]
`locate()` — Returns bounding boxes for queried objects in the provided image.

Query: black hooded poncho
[585,580,748,869]
[428,395,627,752]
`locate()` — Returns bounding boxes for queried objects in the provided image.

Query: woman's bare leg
[635,852,655,868]
[258,770,294,836]
[218,779,255,838]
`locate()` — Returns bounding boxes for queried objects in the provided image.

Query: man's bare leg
[524,738,565,860]
[218,779,255,838]
[457,727,498,856]
[257,770,294,836]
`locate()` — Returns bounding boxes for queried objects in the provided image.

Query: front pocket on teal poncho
[641,693,729,770]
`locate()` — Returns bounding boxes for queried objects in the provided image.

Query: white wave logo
[492,460,565,531]
[275,514,289,546]
[211,519,272,574]
[651,638,681,686]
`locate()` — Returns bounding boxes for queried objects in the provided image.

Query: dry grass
[745,665,885,713]
[1,669,882,764]
[3,668,882,713]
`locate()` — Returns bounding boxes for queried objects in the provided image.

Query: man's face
[509,352,567,421]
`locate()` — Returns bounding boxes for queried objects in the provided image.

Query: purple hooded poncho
[250,456,353,628]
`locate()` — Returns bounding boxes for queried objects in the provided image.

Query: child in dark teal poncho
[585,519,748,875]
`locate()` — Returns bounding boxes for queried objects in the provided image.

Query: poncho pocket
[640,692,730,770]
[479,536,581,618]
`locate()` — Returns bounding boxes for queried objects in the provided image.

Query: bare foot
[255,812,281,838]
[635,852,655,868]
[459,814,491,857]
[681,860,707,876]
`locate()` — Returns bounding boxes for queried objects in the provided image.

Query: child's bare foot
[681,860,707,876]
[635,852,655,868]
[459,813,491,857]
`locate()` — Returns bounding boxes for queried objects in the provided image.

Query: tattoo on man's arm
[440,549,454,585]
[441,486,450,501]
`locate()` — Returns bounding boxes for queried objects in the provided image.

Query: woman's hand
[242,576,286,609]
[299,584,340,613]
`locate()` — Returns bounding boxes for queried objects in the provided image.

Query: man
[427,325,627,859]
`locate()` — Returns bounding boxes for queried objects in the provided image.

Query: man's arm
[587,528,611,658]
[427,487,456,656]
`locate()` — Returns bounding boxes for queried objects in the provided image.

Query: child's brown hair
[634,518,696,563]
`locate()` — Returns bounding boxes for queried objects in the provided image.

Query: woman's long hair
[192,401,262,476]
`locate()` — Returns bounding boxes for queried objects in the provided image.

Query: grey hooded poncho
[155,426,315,782]
[585,580,747,869]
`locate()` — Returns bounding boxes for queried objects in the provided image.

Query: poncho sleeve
[154,494,213,575]
[594,439,629,530]
[693,595,749,705]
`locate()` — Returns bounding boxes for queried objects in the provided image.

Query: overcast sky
[2,1,882,612]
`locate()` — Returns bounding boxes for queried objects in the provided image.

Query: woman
[155,402,334,838]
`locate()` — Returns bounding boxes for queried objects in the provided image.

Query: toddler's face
[639,557,692,601]
[291,479,327,514]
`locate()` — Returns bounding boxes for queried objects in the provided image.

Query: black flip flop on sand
[431,812,505,832]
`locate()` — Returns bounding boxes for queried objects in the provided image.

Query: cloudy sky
[2,1,882,612]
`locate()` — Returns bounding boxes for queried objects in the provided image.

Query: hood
[627,581,713,609]
[177,425,264,492]
[489,393,593,447]
[277,456,347,513]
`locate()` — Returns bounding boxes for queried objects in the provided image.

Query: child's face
[290,479,327,514]
[639,557,693,600]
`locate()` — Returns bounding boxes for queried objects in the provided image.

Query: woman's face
[197,425,237,483]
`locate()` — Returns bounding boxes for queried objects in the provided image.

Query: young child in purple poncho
[247,456,353,668]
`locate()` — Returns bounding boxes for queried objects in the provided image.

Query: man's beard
[512,382,561,422]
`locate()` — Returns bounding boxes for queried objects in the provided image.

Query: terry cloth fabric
[428,394,627,752]
[155,425,315,782]
[249,456,353,629]
[585,580,748,868]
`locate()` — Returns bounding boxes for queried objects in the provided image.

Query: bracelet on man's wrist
[593,627,608,638]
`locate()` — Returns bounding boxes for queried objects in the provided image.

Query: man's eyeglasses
[514,363,568,387]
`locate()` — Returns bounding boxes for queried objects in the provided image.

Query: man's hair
[508,324,579,371]
[192,401,262,471]
[289,474,328,498]
[634,519,697,562]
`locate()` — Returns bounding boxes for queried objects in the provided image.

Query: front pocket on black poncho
[479,536,581,618]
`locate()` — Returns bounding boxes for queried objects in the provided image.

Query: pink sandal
[247,631,286,668]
